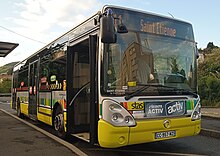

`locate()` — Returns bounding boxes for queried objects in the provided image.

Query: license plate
[155,130,176,139]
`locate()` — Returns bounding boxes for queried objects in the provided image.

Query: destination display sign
[140,20,176,37]
[109,7,194,41]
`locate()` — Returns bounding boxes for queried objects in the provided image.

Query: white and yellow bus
[11,5,201,148]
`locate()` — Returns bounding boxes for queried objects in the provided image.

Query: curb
[0,109,88,156]
[201,115,220,139]
[200,128,220,139]
[202,115,220,120]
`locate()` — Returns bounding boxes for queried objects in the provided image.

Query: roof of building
[0,41,19,57]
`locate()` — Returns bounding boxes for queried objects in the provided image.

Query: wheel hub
[54,114,64,131]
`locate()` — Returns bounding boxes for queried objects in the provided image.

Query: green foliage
[0,62,18,93]
[198,45,220,107]
[0,79,11,93]
[170,58,179,74]
[201,42,219,54]
[207,42,218,49]
[0,62,18,75]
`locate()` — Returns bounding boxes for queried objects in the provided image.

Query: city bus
[11,5,201,148]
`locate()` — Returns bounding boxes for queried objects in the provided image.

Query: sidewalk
[202,107,220,119]
[0,109,80,156]
[201,107,220,139]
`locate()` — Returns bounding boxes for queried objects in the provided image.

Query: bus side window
[18,66,28,90]
[39,61,50,91]
[47,57,66,90]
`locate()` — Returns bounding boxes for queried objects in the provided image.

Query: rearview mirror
[196,44,199,59]
[117,22,128,33]
[101,11,116,44]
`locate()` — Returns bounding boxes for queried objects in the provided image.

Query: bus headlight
[191,99,201,121]
[109,104,122,112]
[124,116,135,126]
[102,100,136,127]
[112,113,123,123]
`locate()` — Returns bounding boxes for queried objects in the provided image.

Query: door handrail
[69,81,90,106]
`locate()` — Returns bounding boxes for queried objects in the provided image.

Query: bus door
[28,60,38,119]
[67,35,98,144]
[11,72,18,109]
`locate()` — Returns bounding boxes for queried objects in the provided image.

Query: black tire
[17,99,24,118]
[54,107,66,138]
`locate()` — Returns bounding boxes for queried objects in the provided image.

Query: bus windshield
[102,8,197,96]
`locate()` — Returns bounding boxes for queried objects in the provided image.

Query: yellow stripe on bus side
[38,107,52,115]
[37,107,52,126]
[20,103,28,116]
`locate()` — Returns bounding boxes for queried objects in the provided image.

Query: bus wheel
[17,100,23,118]
[54,108,66,138]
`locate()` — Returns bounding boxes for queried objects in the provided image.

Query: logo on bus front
[165,101,185,116]
[145,101,185,117]
[127,102,144,111]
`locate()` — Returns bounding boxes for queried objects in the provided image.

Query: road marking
[0,102,10,105]
[87,148,207,156]
[0,109,88,156]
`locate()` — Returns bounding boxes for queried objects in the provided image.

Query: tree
[198,45,220,107]
[202,42,219,54]
[207,42,219,49]
[0,78,11,93]
[170,58,179,73]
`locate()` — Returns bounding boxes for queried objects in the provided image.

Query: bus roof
[14,5,193,69]
[103,5,192,25]
[14,13,99,69]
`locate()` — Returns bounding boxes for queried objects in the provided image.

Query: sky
[0,0,220,66]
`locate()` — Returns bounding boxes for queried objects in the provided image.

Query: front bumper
[98,117,201,148]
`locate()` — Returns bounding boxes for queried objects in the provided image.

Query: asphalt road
[1,101,220,156]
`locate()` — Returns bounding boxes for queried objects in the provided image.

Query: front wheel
[54,108,66,138]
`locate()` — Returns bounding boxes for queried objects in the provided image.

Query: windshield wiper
[124,84,198,100]
[163,87,198,98]
[125,84,171,100]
